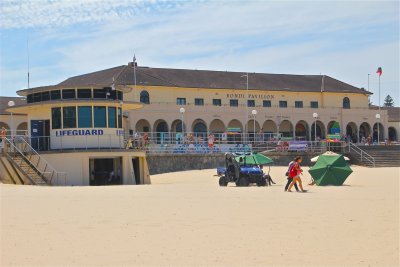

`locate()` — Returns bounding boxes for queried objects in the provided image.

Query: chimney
[128,61,138,67]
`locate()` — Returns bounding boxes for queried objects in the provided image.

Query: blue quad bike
[217,153,269,187]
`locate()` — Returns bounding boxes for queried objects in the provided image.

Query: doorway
[90,157,122,186]
[30,120,50,151]
[132,158,141,184]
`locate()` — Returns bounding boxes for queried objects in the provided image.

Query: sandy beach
[1,166,399,266]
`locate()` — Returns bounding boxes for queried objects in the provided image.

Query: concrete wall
[146,152,326,175]
[146,154,225,175]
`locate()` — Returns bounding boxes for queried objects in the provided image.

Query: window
[78,106,92,128]
[63,107,76,128]
[50,90,61,100]
[343,97,350,109]
[263,100,271,107]
[295,101,303,108]
[108,107,117,128]
[62,89,76,99]
[194,98,204,106]
[140,91,150,104]
[230,99,239,107]
[176,98,186,105]
[279,101,287,108]
[311,101,319,108]
[93,106,106,127]
[27,94,33,103]
[41,91,50,101]
[247,100,255,107]
[51,107,61,129]
[93,88,107,99]
[33,93,41,102]
[117,91,123,101]
[213,99,222,106]
[117,108,122,128]
[77,89,92,99]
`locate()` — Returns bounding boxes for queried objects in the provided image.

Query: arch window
[343,97,350,109]
[140,90,150,104]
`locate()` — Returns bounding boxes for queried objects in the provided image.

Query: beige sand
[1,166,399,266]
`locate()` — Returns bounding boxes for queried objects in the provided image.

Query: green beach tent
[308,154,353,186]
[235,153,273,165]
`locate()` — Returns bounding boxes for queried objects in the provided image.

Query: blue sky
[0,0,399,106]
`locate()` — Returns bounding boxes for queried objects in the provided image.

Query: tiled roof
[18,64,371,95]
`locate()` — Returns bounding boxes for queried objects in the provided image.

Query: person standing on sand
[287,156,307,192]
[284,159,299,192]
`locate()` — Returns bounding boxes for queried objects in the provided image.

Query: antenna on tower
[27,38,30,89]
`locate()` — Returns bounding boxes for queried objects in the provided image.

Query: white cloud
[0,0,187,29]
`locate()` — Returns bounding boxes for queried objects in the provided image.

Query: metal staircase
[3,137,66,185]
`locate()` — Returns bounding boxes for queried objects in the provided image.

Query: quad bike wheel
[219,176,228,186]
[257,178,267,187]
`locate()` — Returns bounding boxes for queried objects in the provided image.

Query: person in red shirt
[287,156,307,192]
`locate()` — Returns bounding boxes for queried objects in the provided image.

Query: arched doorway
[373,123,384,143]
[346,122,358,143]
[0,122,10,130]
[171,119,186,132]
[154,120,169,144]
[295,120,309,140]
[246,119,261,142]
[192,119,207,139]
[246,120,261,133]
[388,127,398,141]
[209,119,225,133]
[311,120,325,140]
[16,122,28,135]
[227,119,243,143]
[279,120,293,138]
[359,122,371,140]
[135,119,151,132]
[0,122,10,137]
[327,120,341,135]
[262,120,277,140]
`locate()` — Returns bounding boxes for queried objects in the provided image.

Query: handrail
[3,138,38,185]
[10,136,67,185]
[348,142,375,167]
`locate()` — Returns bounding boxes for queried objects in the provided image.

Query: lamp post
[313,112,318,141]
[252,109,257,143]
[8,101,15,139]
[276,115,281,140]
[180,107,185,142]
[375,113,380,144]
[241,73,249,143]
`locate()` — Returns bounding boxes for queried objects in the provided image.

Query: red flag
[376,67,382,76]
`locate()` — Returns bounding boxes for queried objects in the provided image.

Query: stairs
[346,143,400,167]
[7,153,48,185]
[354,145,400,167]
[2,137,66,185]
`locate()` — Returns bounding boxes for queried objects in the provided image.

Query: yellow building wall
[124,85,370,109]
